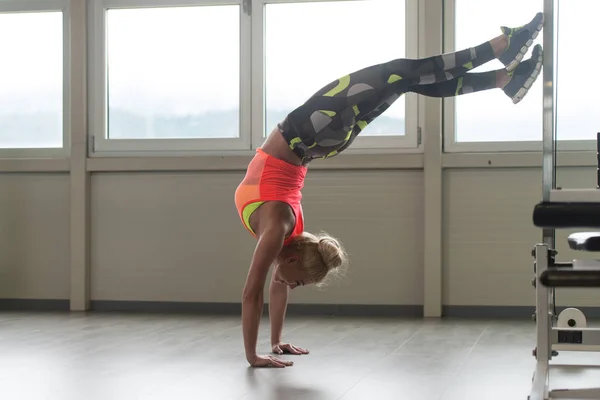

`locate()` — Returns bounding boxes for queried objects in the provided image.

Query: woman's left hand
[272,342,310,355]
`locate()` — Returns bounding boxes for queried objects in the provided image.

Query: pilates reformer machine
[529,1,600,399]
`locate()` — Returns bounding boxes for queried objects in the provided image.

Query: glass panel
[264,0,406,138]
[555,0,600,143]
[106,5,240,139]
[554,0,600,190]
[454,0,543,143]
[0,11,63,148]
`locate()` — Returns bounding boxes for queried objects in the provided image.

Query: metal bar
[529,244,552,400]
[536,244,552,361]
[550,388,600,399]
[533,201,600,228]
[529,361,550,400]
[540,268,600,287]
[597,131,600,188]
[542,0,555,249]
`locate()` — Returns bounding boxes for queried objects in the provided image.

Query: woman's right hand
[248,354,294,368]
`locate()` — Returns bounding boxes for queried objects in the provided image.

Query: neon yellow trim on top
[352,105,360,115]
[320,110,336,117]
[243,201,265,234]
[324,75,350,97]
[463,61,473,70]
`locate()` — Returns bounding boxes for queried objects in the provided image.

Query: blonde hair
[290,231,348,287]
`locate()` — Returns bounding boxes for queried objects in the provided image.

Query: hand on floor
[272,342,309,355]
[249,354,294,368]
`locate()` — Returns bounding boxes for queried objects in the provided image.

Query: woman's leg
[277,37,500,162]
[396,11,543,85]
[409,44,543,104]
[278,12,544,163]
[325,43,543,156]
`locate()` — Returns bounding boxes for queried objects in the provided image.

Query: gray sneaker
[502,44,543,104]
[498,12,544,72]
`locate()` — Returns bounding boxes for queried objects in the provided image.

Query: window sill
[442,151,598,169]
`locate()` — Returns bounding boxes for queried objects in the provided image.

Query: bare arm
[269,275,310,356]
[242,223,288,365]
[269,275,289,346]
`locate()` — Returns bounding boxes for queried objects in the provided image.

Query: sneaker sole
[512,51,543,104]
[505,15,545,73]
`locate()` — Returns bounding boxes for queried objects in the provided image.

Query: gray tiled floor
[1,311,599,400]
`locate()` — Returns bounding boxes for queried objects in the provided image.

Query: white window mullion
[441,0,453,153]
[240,0,253,150]
[250,0,265,150]
[405,0,420,149]
[87,0,106,156]
[62,1,71,152]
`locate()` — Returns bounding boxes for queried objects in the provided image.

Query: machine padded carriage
[532,201,600,288]
[533,201,600,231]
[533,201,600,251]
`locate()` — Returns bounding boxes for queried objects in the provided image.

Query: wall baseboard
[442,306,536,318]
[443,305,600,319]
[0,299,70,311]
[1,299,599,319]
[0,299,422,317]
[89,301,424,318]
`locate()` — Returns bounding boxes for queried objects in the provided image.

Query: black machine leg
[597,132,600,189]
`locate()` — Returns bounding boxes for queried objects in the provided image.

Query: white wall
[0,173,70,300]
[4,164,599,312]
[444,165,600,309]
[443,168,541,307]
[89,169,424,306]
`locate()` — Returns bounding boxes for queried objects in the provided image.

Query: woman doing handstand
[235,12,544,368]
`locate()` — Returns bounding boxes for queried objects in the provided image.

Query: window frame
[442,0,596,153]
[250,0,421,154]
[88,0,252,156]
[90,0,421,156]
[0,0,71,158]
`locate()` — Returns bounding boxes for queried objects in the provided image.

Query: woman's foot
[498,12,545,72]
[502,44,543,104]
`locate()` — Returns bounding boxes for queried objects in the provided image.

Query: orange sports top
[234,148,308,246]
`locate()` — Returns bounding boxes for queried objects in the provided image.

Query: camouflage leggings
[279,40,497,164]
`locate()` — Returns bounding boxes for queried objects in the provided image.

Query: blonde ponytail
[290,231,348,287]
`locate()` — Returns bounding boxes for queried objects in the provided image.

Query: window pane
[265,0,406,138]
[106,6,240,140]
[0,12,63,148]
[555,0,600,142]
[454,0,542,143]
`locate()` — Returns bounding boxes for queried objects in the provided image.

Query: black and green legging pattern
[278,41,498,164]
